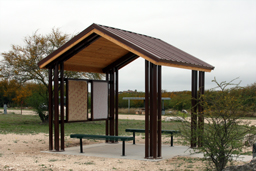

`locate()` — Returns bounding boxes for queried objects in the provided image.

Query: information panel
[92,81,108,119]
[68,80,88,121]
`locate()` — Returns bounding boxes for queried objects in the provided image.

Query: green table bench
[125,128,180,146]
[70,134,134,156]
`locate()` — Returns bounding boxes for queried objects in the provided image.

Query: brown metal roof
[38,23,214,72]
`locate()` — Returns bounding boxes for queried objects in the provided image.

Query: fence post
[253,143,256,158]
[4,104,7,114]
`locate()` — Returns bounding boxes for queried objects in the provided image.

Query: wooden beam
[157,62,212,72]
[63,63,103,73]
[46,33,101,69]
[39,29,96,69]
[103,52,138,73]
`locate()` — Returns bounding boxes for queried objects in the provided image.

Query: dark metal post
[60,62,65,151]
[80,139,83,153]
[191,70,198,148]
[145,60,149,158]
[106,72,109,142]
[150,63,153,157]
[157,65,162,157]
[253,143,256,158]
[115,68,118,137]
[54,64,59,151]
[152,64,157,158]
[48,68,53,151]
[122,141,125,156]
[110,70,115,138]
[198,71,205,147]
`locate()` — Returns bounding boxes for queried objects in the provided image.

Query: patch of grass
[0,114,182,135]
[84,161,94,165]
[39,164,47,168]
[117,160,123,163]
[0,153,2,157]
[74,161,95,165]
[241,151,252,155]
[187,164,194,168]
[48,159,58,162]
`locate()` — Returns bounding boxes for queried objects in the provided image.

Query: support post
[54,64,59,151]
[191,70,198,148]
[157,65,162,157]
[115,68,118,137]
[110,70,115,138]
[3,104,7,114]
[48,68,53,151]
[198,71,205,147]
[145,60,149,158]
[105,72,109,142]
[60,62,65,151]
[152,63,157,159]
[150,63,153,156]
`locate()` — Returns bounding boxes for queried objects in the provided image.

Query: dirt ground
[0,110,253,170]
[0,133,213,171]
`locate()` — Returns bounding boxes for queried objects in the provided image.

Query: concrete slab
[42,143,253,162]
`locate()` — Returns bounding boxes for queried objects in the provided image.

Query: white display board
[92,81,108,119]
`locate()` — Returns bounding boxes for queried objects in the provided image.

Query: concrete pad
[42,143,253,162]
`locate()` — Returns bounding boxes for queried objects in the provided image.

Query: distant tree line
[1,79,255,113]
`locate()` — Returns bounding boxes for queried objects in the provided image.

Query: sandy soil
[0,110,253,170]
[0,133,213,171]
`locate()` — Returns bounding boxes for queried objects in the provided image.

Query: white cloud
[0,0,255,91]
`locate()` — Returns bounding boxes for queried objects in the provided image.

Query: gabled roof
[38,23,214,73]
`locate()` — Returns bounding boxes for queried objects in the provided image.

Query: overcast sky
[0,0,255,92]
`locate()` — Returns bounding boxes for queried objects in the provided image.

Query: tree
[0,79,20,107]
[181,78,256,171]
[1,29,103,121]
[26,83,48,123]
[1,28,102,87]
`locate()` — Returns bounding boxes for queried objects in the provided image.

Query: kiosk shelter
[38,23,214,159]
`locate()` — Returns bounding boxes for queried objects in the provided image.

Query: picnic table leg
[133,132,135,145]
[171,133,173,147]
[122,141,125,156]
[80,138,83,153]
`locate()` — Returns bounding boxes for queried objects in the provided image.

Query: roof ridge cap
[96,24,161,40]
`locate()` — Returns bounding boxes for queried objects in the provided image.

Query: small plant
[181,78,256,171]
[84,161,94,165]
[48,159,58,162]
[39,164,47,168]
